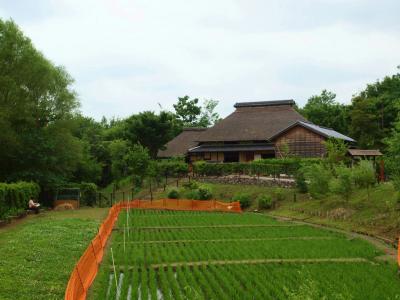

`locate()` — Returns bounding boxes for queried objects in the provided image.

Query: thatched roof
[158,128,207,158]
[197,100,307,142]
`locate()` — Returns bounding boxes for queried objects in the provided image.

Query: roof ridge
[234,100,295,108]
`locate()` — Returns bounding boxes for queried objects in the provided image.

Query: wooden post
[149,180,153,201]
[380,159,385,182]
[110,193,113,207]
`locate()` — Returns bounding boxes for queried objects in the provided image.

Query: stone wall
[195,175,295,188]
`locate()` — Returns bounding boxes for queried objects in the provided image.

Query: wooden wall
[275,126,326,158]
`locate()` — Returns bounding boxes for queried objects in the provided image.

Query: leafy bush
[167,189,179,199]
[294,170,308,193]
[232,193,252,209]
[392,175,400,203]
[353,161,376,200]
[80,182,97,206]
[0,181,40,220]
[274,188,285,201]
[303,164,332,199]
[257,195,273,209]
[197,187,213,200]
[329,165,353,201]
[182,180,199,190]
[193,158,322,177]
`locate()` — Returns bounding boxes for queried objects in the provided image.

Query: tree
[324,138,348,166]
[126,144,150,186]
[350,72,400,149]
[302,90,349,134]
[173,96,220,127]
[353,161,376,200]
[329,164,353,201]
[197,99,220,127]
[173,95,201,126]
[123,111,180,158]
[0,19,81,188]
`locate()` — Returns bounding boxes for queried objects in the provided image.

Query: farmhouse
[159,100,355,162]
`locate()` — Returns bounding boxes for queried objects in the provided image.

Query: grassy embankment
[0,208,107,300]
[134,179,400,242]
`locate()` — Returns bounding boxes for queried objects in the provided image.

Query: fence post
[75,265,85,294]
[110,193,113,207]
[91,240,98,265]
[123,191,125,202]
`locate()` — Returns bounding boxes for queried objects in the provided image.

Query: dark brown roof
[158,128,207,158]
[197,101,307,142]
[348,149,382,156]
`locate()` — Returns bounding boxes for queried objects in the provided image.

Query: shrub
[182,180,199,190]
[232,193,252,209]
[0,181,40,220]
[392,175,400,203]
[257,195,273,209]
[184,189,200,200]
[274,188,285,201]
[197,187,213,200]
[294,170,308,193]
[167,189,179,199]
[353,161,376,200]
[303,164,332,199]
[80,182,97,206]
[329,165,353,201]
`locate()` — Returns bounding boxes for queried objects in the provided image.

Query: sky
[1,0,400,120]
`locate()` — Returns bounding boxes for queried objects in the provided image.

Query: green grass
[135,180,400,241]
[89,209,400,299]
[0,208,107,300]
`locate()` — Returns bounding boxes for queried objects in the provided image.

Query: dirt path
[267,213,398,263]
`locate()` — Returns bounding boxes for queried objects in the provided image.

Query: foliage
[196,187,213,200]
[294,170,308,193]
[302,164,332,199]
[329,165,353,201]
[167,189,179,199]
[301,90,350,135]
[352,161,376,200]
[173,96,220,127]
[182,180,199,190]
[257,194,273,209]
[173,95,202,126]
[350,72,400,149]
[274,188,285,201]
[123,111,181,158]
[79,182,98,206]
[193,158,322,177]
[0,181,40,219]
[391,175,400,203]
[232,193,252,209]
[324,138,348,166]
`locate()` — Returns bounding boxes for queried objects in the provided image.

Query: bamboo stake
[111,248,119,295]
[123,225,126,253]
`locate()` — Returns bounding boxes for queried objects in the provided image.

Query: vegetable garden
[89,209,400,299]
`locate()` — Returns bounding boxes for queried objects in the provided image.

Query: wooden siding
[275,125,326,158]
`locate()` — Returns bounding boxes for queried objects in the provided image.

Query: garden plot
[89,209,400,299]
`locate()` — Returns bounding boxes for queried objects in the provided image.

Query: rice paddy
[89,209,400,299]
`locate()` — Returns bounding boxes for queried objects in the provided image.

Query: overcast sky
[1,0,399,120]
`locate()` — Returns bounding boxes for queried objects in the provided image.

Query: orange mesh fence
[398,237,400,268]
[65,199,241,300]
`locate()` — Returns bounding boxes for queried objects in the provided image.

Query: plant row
[0,181,40,220]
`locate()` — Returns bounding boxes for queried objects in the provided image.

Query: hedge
[0,181,40,220]
[193,158,322,177]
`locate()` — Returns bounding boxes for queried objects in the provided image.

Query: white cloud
[0,0,399,119]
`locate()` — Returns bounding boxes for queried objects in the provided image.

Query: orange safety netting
[64,199,241,300]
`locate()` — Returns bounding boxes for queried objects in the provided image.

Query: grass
[89,209,400,299]
[135,179,400,241]
[0,208,107,300]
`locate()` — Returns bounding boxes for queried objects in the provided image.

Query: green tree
[197,99,220,127]
[0,19,81,187]
[173,95,201,126]
[324,138,348,166]
[350,72,400,149]
[302,90,349,134]
[124,111,180,158]
[329,164,353,201]
[353,161,376,200]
